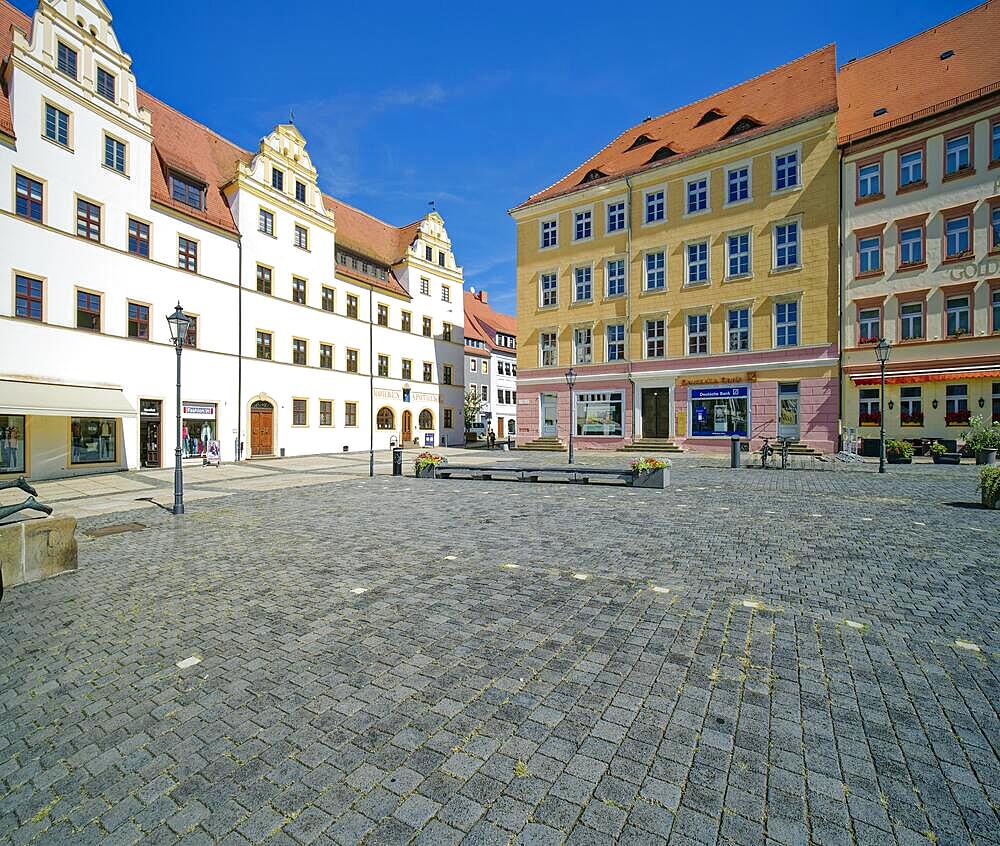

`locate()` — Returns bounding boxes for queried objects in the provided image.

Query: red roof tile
[464,290,516,355]
[0,0,30,140]
[514,45,838,210]
[837,1,1000,143]
[323,196,422,267]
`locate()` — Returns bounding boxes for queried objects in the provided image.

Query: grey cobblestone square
[1,454,998,844]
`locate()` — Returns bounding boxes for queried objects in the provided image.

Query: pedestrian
[487,428,496,449]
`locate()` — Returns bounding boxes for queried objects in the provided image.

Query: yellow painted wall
[514,113,840,371]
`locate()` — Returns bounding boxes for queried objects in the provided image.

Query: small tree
[464,388,482,432]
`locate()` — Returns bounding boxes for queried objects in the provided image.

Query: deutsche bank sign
[690,386,749,401]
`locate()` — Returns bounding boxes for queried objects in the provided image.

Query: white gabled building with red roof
[463,288,517,438]
[0,0,465,479]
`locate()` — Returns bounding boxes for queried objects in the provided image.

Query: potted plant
[962,414,1000,465]
[900,411,923,426]
[630,457,670,489]
[414,452,446,478]
[858,411,881,427]
[930,442,961,465]
[979,466,1000,509]
[885,439,913,464]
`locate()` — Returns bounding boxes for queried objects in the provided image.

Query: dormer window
[295,180,306,203]
[579,168,607,185]
[170,172,204,210]
[96,67,116,102]
[57,42,77,79]
[272,167,284,191]
[626,133,655,151]
[723,116,763,138]
[696,109,725,126]
[647,146,678,163]
[438,251,445,267]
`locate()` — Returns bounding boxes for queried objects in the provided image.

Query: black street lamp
[565,367,577,465]
[166,303,193,514]
[874,337,891,474]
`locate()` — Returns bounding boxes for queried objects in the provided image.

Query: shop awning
[850,369,1000,386]
[0,380,137,417]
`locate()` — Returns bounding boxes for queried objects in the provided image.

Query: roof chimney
[477,290,488,304]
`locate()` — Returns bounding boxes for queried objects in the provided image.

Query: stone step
[619,439,684,453]
[519,438,568,452]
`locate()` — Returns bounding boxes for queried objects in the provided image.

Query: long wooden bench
[435,464,635,485]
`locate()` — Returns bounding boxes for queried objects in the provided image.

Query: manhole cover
[84,522,147,538]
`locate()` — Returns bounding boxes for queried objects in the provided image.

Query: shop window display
[575,392,624,437]
[71,417,116,464]
[1,415,26,473]
[181,403,216,458]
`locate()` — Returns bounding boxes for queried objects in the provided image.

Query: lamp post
[565,367,577,465]
[166,303,192,514]
[874,338,891,474]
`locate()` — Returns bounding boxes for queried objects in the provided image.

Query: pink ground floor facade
[516,345,840,453]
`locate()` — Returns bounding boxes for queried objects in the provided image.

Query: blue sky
[13,0,975,315]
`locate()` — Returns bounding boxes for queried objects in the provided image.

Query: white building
[0,0,465,481]
[463,288,517,439]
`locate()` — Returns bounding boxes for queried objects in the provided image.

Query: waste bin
[392,447,403,476]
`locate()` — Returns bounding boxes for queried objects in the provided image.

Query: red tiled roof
[0,0,31,140]
[464,290,516,355]
[323,196,422,267]
[0,0,423,292]
[514,44,838,210]
[837,2,1000,143]
[334,262,409,298]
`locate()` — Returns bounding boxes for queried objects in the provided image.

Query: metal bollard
[392,447,403,476]
[730,436,740,468]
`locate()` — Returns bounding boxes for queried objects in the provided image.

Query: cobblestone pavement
[1,454,998,845]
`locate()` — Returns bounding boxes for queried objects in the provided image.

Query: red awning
[851,369,1000,386]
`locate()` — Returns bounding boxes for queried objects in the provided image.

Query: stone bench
[0,517,78,593]
[431,464,667,488]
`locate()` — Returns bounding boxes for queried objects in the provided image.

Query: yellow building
[838,4,1000,454]
[510,47,841,452]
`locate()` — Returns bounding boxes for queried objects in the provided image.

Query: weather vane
[428,200,436,212]
[289,109,295,125]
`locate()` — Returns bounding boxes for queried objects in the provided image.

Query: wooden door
[250,402,273,456]
[497,417,505,438]
[402,410,412,444]
[642,389,671,438]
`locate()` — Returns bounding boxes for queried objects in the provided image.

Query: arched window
[376,407,394,430]
[418,409,433,430]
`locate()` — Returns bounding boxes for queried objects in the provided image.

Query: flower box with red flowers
[900,412,924,426]
[858,412,881,426]
[859,336,880,345]
[945,410,971,426]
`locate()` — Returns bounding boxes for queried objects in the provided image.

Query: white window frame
[726,305,752,352]
[572,205,594,242]
[540,216,558,249]
[644,318,666,359]
[605,257,626,298]
[857,162,881,199]
[605,197,626,234]
[573,326,593,364]
[606,323,626,361]
[573,265,593,303]
[772,217,802,270]
[644,250,666,291]
[539,271,558,308]
[725,229,752,279]
[540,331,558,367]
[686,312,709,355]
[643,187,666,225]
[772,143,802,194]
[685,239,710,285]
[684,173,710,216]
[898,149,924,187]
[725,160,752,206]
[773,298,801,348]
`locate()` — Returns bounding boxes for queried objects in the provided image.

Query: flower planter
[887,456,912,464]
[975,449,998,465]
[933,454,962,465]
[982,490,1000,510]
[632,467,668,489]
[415,465,436,479]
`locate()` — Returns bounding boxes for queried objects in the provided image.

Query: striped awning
[851,369,1000,386]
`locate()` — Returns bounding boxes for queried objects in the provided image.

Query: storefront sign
[182,403,216,419]
[680,374,755,387]
[374,388,402,400]
[424,433,435,447]
[411,391,437,402]
[205,440,221,465]
[690,386,749,401]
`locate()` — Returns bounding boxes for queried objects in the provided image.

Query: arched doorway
[250,399,274,456]
[402,410,413,444]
